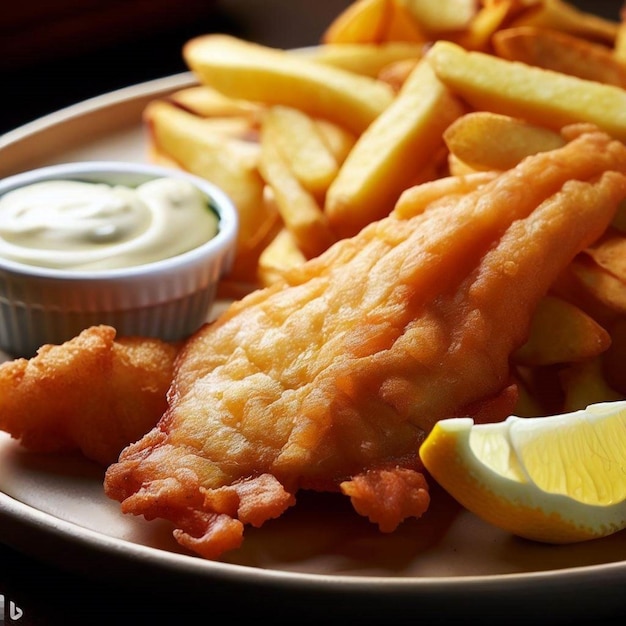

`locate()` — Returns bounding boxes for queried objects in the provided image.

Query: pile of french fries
[144,0,626,417]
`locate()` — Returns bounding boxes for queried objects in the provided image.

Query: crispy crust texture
[0,325,178,466]
[89,130,626,558]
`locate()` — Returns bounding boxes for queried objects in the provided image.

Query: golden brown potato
[183,34,394,135]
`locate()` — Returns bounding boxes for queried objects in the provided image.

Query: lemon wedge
[419,400,626,544]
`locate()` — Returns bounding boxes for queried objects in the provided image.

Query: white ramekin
[0,161,239,357]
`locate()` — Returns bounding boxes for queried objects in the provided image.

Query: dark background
[1,0,353,135]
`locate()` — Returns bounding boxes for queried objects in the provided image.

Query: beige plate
[1,74,626,624]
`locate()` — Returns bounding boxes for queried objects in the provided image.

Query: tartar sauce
[0,177,219,271]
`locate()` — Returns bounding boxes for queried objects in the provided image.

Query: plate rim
[3,484,626,591]
[0,71,197,149]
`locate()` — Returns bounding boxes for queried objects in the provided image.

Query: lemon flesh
[419,401,626,544]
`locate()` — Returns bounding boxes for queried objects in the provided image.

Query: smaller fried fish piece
[0,325,178,465]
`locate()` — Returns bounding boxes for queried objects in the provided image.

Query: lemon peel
[419,400,626,544]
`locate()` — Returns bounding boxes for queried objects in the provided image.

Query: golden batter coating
[104,128,626,560]
[0,325,178,466]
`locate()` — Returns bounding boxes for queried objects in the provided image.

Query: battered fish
[104,128,626,559]
[0,326,178,466]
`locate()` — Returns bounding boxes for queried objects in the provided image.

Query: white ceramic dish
[0,160,238,356]
[1,74,626,624]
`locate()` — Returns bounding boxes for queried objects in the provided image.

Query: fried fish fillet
[104,128,626,559]
[0,326,178,466]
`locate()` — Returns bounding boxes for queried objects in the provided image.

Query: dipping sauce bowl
[0,161,239,357]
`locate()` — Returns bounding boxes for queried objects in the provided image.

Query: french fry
[377,57,420,91]
[259,118,337,259]
[322,0,426,44]
[512,295,611,366]
[262,106,340,199]
[559,357,623,413]
[183,34,394,135]
[401,0,478,35]
[562,257,626,325]
[508,0,619,44]
[443,111,565,171]
[144,101,279,282]
[325,58,464,238]
[314,119,357,167]
[257,228,307,287]
[167,85,263,119]
[446,153,481,176]
[493,26,626,88]
[426,40,626,142]
[308,42,424,77]
[455,0,516,51]
[384,0,428,42]
[322,0,390,44]
[584,232,626,284]
[165,116,258,142]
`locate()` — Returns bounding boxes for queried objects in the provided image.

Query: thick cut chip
[443,112,565,171]
[551,257,626,330]
[309,42,424,77]
[261,106,340,199]
[512,295,611,366]
[493,26,626,88]
[508,0,618,44]
[456,0,516,51]
[314,119,357,166]
[322,0,426,45]
[584,231,626,283]
[183,34,394,135]
[167,85,263,119]
[144,100,279,283]
[401,0,477,34]
[426,40,626,142]
[569,257,626,320]
[325,59,464,238]
[258,228,306,288]
[258,119,337,259]
[384,0,428,42]
[322,0,390,44]
[377,57,420,91]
